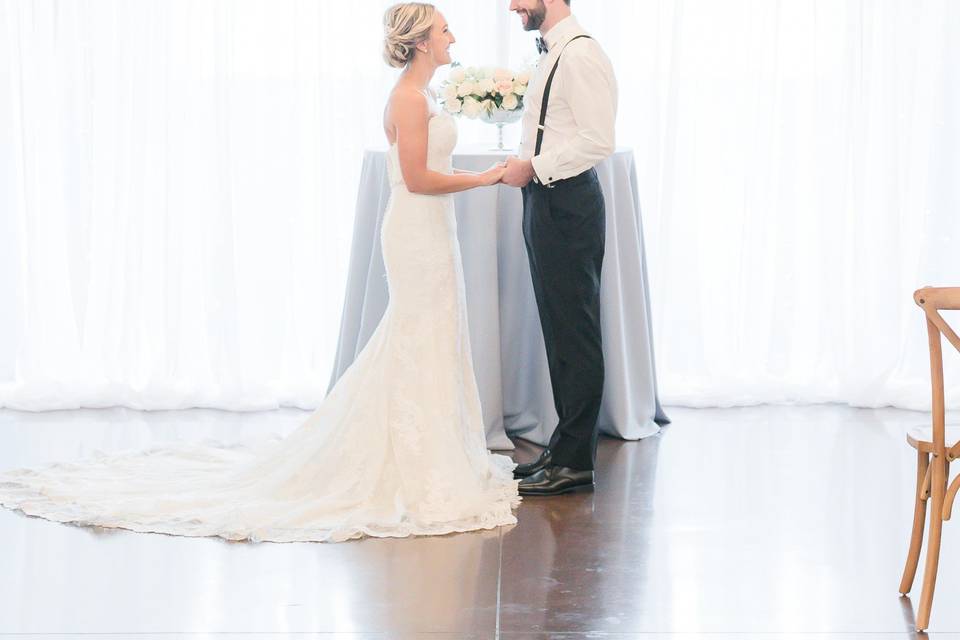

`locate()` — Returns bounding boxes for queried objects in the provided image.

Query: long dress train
[0,104,521,543]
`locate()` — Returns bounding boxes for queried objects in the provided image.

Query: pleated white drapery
[612,0,960,409]
[1,0,957,411]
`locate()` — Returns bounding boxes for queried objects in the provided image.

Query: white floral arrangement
[439,63,531,120]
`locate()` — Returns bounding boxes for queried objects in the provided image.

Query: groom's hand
[501,156,536,188]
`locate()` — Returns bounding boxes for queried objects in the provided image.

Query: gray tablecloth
[328,146,667,451]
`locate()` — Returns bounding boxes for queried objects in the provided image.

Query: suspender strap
[534,34,592,157]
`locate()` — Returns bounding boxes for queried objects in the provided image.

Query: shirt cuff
[530,154,559,186]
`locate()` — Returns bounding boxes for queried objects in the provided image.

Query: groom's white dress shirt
[519,15,618,186]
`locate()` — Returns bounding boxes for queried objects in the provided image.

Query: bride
[0,2,520,543]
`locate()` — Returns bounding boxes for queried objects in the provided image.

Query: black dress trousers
[521,167,606,471]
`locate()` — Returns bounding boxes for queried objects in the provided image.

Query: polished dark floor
[1,405,960,638]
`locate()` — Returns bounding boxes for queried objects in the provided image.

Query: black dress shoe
[513,448,552,479]
[518,465,594,496]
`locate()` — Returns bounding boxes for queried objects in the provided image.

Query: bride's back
[384,86,457,190]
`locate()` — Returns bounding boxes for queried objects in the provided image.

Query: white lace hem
[0,446,522,544]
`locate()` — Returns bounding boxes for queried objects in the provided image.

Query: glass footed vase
[479,108,523,150]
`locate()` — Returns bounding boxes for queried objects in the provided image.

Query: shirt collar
[543,15,581,51]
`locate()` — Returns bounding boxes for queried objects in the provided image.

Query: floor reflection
[3,406,960,635]
[501,434,663,633]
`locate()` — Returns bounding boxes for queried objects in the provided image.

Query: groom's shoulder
[563,31,607,58]
[562,32,613,67]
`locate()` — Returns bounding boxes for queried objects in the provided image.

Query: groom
[502,0,618,496]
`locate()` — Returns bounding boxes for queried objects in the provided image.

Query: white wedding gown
[0,104,521,543]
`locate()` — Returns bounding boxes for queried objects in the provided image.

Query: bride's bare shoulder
[387,84,429,117]
[384,85,430,144]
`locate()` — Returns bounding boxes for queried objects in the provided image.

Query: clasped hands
[479,156,536,188]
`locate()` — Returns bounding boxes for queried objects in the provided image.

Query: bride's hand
[478,161,507,187]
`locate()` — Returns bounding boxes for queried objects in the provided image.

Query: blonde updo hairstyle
[383,3,437,69]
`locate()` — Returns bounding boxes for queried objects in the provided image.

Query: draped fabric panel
[1,0,957,411]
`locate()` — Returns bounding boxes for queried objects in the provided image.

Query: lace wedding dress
[0,101,521,543]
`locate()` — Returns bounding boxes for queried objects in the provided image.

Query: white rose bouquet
[439,64,532,121]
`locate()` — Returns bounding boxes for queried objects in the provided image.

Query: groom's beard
[519,2,547,31]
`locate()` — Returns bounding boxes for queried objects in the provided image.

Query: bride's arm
[392,90,502,194]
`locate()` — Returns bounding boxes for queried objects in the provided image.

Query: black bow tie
[535,36,548,54]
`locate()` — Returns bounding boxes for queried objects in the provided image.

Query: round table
[328,145,667,451]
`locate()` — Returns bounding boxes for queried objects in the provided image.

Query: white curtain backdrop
[1,0,957,412]
[620,0,960,409]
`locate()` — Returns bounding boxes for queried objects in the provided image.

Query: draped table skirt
[328,146,667,451]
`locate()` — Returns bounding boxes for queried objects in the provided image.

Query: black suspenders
[534,34,593,157]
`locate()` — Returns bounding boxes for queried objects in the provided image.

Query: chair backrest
[915,287,960,455]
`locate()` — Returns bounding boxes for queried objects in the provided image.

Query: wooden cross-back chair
[900,286,960,631]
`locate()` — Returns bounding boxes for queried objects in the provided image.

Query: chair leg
[916,454,947,631]
[900,450,930,595]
